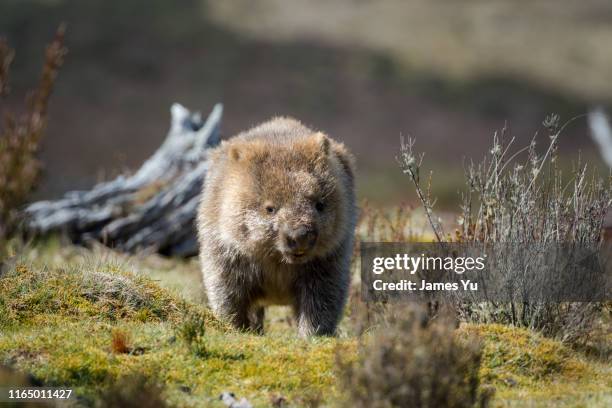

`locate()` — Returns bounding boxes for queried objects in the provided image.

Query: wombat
[197,117,356,336]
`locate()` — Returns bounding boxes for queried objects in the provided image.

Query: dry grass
[0,39,14,97]
[357,201,419,242]
[111,329,131,354]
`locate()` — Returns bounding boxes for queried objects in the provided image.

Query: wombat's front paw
[297,314,336,337]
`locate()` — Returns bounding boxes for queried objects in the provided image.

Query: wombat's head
[219,132,355,264]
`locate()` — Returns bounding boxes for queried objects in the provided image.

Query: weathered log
[24,103,223,256]
[588,109,612,240]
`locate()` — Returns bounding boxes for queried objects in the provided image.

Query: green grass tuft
[0,262,183,327]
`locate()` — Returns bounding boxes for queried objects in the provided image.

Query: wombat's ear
[312,132,331,156]
[226,140,267,162]
[332,142,356,182]
[226,140,249,161]
[228,144,242,161]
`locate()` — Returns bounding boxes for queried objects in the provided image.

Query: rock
[219,392,253,408]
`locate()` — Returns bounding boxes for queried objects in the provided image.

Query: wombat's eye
[265,205,276,214]
[315,201,325,212]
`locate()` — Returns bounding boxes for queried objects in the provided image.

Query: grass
[1,320,344,406]
[0,240,610,407]
[0,242,344,407]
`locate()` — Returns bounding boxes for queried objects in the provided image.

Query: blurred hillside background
[2,0,611,206]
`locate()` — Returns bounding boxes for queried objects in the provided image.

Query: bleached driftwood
[588,109,612,239]
[24,103,223,256]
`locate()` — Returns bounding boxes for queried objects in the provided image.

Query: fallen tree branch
[24,103,223,256]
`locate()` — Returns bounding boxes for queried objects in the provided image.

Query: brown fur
[197,117,356,336]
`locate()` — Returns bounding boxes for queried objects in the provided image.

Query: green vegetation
[464,324,611,407]
[0,244,344,407]
[0,242,609,407]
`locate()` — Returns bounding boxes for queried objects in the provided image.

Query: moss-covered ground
[0,241,609,407]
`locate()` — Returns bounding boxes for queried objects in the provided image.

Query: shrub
[0,26,66,256]
[399,117,612,344]
[338,305,491,408]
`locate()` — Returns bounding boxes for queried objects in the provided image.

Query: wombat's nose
[285,227,317,252]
